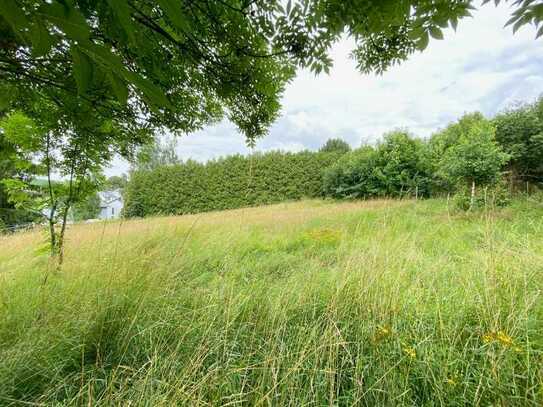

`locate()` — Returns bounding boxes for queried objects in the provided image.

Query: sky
[107,2,543,176]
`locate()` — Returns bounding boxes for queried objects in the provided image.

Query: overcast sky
[107,2,542,176]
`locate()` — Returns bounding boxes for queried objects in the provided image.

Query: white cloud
[106,2,543,176]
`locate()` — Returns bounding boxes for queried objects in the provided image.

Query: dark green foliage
[323,146,380,198]
[323,131,433,199]
[319,138,351,154]
[124,151,340,217]
[0,208,37,230]
[493,97,543,186]
[374,131,433,197]
[72,193,100,221]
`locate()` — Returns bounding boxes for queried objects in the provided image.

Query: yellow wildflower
[482,332,495,344]
[403,346,416,359]
[373,325,391,343]
[496,331,514,347]
[446,378,457,386]
[482,330,515,347]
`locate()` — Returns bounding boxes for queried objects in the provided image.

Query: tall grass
[0,199,542,405]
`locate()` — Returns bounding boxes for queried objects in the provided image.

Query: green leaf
[0,0,30,32]
[79,42,126,72]
[29,21,54,56]
[108,72,129,105]
[0,86,12,111]
[156,0,190,32]
[79,42,170,108]
[450,17,458,31]
[408,25,425,40]
[39,2,90,41]
[513,18,525,33]
[504,14,520,27]
[126,72,172,109]
[106,0,135,42]
[416,31,429,50]
[429,26,444,40]
[71,47,93,94]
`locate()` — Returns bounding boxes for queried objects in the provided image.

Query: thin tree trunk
[57,160,77,267]
[57,205,70,266]
[57,151,88,266]
[469,180,476,211]
[446,192,451,220]
[45,132,58,257]
[48,203,57,256]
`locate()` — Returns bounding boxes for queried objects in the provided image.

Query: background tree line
[123,97,543,217]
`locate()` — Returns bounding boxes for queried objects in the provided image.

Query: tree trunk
[469,180,476,211]
[57,204,70,266]
[57,168,77,267]
[48,203,57,257]
[45,132,59,258]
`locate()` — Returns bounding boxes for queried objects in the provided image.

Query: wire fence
[0,208,43,235]
[1,221,41,234]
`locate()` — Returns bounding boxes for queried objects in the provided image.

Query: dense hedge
[124,151,341,217]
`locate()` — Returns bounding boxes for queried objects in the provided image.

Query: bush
[0,207,38,229]
[493,97,543,186]
[124,150,341,217]
[452,181,511,211]
[438,119,509,187]
[323,131,433,199]
[322,146,379,198]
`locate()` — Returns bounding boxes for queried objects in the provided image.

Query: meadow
[0,199,542,405]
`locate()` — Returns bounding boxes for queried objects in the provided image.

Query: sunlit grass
[1,199,542,405]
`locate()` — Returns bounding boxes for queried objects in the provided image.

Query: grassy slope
[0,199,542,405]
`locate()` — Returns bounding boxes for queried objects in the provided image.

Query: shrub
[493,97,543,186]
[438,119,510,209]
[452,181,511,211]
[428,113,486,192]
[323,131,433,199]
[322,146,379,198]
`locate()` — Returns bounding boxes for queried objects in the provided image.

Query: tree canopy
[1,0,542,143]
[493,97,543,183]
[438,119,509,189]
[320,138,351,154]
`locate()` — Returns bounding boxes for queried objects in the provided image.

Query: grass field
[1,199,542,405]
